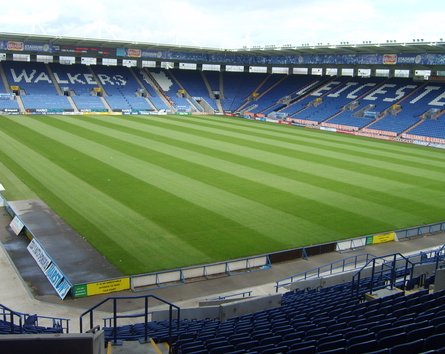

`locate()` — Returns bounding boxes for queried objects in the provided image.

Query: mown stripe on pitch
[0,118,285,263]
[50,114,429,230]
[177,115,445,163]
[44,115,398,236]
[0,160,38,200]
[0,147,148,272]
[140,115,445,166]
[83,115,445,211]
[179,115,445,167]
[9,116,339,247]
[80,115,445,223]
[135,116,445,184]
[81,115,445,208]
[0,126,217,273]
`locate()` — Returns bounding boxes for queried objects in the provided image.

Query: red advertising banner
[7,41,24,51]
[127,48,142,58]
[383,54,397,65]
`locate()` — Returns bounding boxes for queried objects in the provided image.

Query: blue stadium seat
[288,345,317,354]
[317,338,347,352]
[343,328,368,339]
[390,338,424,354]
[424,332,445,351]
[209,344,236,354]
[347,339,378,353]
[347,332,375,346]
[407,325,435,341]
[377,332,407,349]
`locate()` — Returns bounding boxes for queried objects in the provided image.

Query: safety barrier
[131,256,270,291]
[275,253,376,292]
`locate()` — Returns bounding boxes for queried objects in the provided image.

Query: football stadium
[1,14,445,354]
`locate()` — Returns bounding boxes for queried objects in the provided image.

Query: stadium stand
[248,74,322,115]
[221,72,267,112]
[58,250,443,353]
[93,282,445,353]
[90,65,152,112]
[404,115,445,142]
[49,63,107,112]
[170,68,218,111]
[0,76,19,111]
[362,82,445,137]
[288,77,382,124]
[2,61,71,111]
[204,71,220,94]
[277,77,334,116]
[147,69,195,112]
[2,58,445,143]
[131,67,170,111]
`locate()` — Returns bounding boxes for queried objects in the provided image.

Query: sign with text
[366,231,396,245]
[72,277,130,297]
[44,262,71,300]
[372,231,396,244]
[27,238,51,272]
[9,216,24,235]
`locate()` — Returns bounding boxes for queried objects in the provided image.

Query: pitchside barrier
[130,256,271,291]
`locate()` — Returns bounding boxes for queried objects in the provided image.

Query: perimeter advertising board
[366,231,396,245]
[9,216,24,235]
[44,263,71,299]
[27,238,51,272]
[72,277,130,298]
[27,238,72,299]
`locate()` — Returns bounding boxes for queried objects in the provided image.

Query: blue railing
[351,253,414,298]
[80,294,180,345]
[275,253,376,292]
[0,304,22,334]
[0,304,69,334]
[208,290,252,301]
[397,221,445,240]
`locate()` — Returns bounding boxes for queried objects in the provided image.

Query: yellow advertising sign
[372,231,396,244]
[86,277,130,296]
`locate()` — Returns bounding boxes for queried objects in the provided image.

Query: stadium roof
[1,32,445,57]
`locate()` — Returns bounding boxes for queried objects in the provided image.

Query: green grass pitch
[1,114,445,275]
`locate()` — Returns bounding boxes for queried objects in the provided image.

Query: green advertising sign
[72,284,88,298]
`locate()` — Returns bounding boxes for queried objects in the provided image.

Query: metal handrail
[79,294,180,347]
[0,304,23,334]
[275,253,376,292]
[351,253,415,298]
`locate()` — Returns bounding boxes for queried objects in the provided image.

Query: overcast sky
[0,0,443,48]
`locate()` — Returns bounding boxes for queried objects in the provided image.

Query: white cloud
[0,0,443,47]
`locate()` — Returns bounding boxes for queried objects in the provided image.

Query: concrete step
[107,339,169,354]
